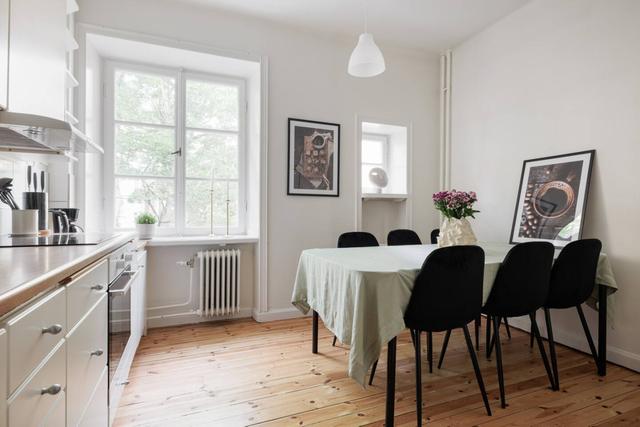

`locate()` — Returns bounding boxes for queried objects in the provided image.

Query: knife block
[22,192,48,231]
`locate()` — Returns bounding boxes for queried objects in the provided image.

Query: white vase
[438,217,477,247]
[136,223,157,240]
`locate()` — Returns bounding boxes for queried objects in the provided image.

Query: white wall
[450,0,640,370]
[77,0,441,314]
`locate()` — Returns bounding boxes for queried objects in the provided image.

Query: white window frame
[103,59,247,235]
[361,133,389,193]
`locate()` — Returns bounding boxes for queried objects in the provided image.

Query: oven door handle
[108,269,140,295]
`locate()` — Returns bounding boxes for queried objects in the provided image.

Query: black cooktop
[0,233,116,248]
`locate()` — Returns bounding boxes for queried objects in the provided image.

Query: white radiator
[197,249,241,316]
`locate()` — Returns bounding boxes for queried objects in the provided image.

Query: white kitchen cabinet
[0,0,8,110]
[8,341,66,427]
[66,295,107,427]
[8,0,67,119]
[0,328,6,427]
[131,251,147,339]
[79,367,107,427]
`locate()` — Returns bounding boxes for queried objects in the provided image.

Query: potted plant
[135,212,157,240]
[432,190,479,247]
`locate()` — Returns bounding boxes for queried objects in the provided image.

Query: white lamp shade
[348,33,386,77]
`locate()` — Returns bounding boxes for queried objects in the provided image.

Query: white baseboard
[146,308,253,329]
[507,316,640,373]
[252,307,306,322]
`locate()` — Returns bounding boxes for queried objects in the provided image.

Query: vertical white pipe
[445,50,452,190]
[236,249,241,313]
[439,54,447,191]
[198,252,203,316]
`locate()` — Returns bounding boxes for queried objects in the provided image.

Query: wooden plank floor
[114,317,639,426]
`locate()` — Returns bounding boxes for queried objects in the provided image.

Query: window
[361,133,388,193]
[105,62,246,234]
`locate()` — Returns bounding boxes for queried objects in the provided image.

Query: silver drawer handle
[90,284,104,291]
[41,324,63,335]
[41,384,62,395]
[119,380,130,386]
[90,349,104,357]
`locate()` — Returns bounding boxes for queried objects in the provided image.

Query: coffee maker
[59,208,83,233]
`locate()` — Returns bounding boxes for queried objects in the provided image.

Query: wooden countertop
[0,232,136,319]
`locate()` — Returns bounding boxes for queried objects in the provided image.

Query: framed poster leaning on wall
[510,150,595,247]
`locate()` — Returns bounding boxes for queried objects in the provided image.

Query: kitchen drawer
[66,295,107,427]
[8,341,66,427]
[43,391,65,427]
[7,287,66,393]
[66,259,108,330]
[78,367,107,427]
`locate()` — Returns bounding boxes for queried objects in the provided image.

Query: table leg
[386,337,397,426]
[598,284,607,376]
[312,311,319,354]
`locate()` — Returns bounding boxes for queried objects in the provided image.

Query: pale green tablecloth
[291,242,617,386]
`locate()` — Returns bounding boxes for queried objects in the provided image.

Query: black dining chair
[430,228,440,244]
[333,232,380,347]
[387,228,437,372]
[542,239,602,390]
[388,229,422,246]
[482,242,556,408]
[337,231,379,248]
[404,246,492,425]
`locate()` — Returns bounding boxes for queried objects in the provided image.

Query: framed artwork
[510,150,595,247]
[287,118,340,196]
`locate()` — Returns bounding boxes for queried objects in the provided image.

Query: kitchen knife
[27,165,32,191]
[33,172,37,193]
[41,171,45,192]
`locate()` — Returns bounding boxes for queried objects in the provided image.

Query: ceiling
[175,0,530,53]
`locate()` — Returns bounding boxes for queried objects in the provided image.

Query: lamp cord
[364,0,368,33]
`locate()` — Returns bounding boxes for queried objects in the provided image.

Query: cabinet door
[0,0,8,110]
[8,0,66,119]
[0,328,6,427]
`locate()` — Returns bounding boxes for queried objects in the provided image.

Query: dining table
[291,242,618,426]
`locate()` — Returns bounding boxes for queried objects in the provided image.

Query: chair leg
[485,314,492,359]
[427,332,433,374]
[332,335,337,347]
[462,325,492,416]
[488,319,501,359]
[475,315,481,351]
[410,328,416,349]
[544,308,560,391]
[414,330,423,427]
[503,317,512,340]
[438,330,452,369]
[530,312,535,349]
[492,316,507,408]
[529,312,555,390]
[576,304,599,366]
[369,359,378,386]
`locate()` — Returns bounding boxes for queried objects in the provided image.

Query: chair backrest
[547,239,602,308]
[404,246,485,332]
[337,232,379,248]
[430,229,440,244]
[387,229,422,246]
[483,242,555,317]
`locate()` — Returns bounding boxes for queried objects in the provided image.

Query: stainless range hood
[0,111,104,158]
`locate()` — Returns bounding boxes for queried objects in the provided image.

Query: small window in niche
[361,122,408,196]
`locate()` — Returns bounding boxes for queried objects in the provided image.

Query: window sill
[145,235,259,247]
[362,193,408,201]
